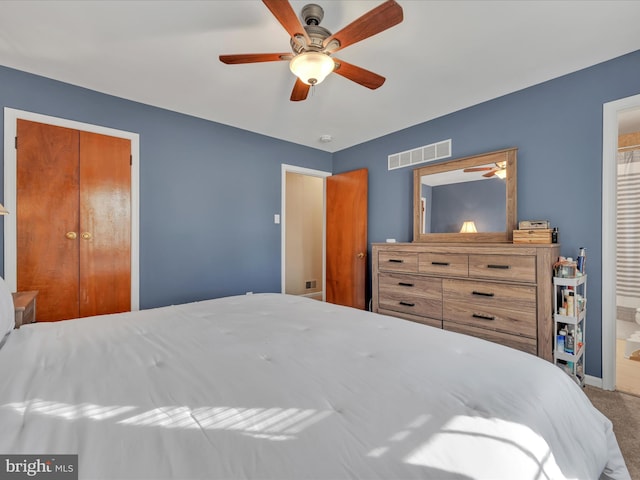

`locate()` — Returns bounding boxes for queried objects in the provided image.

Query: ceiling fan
[219,0,404,101]
[463,161,507,179]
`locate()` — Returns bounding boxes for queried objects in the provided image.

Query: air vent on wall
[388,139,452,170]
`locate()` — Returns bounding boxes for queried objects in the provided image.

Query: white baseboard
[300,292,322,299]
[585,375,603,389]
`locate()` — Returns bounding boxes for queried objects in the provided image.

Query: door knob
[81,232,92,240]
[357,252,365,259]
[65,232,77,240]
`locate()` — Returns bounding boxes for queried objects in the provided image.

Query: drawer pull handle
[388,259,404,263]
[431,261,450,266]
[487,264,510,269]
[472,313,496,320]
[472,290,495,297]
[399,301,415,307]
[398,282,414,287]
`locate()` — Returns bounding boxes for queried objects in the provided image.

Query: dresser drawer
[418,253,468,277]
[377,308,443,329]
[378,273,442,319]
[443,321,537,355]
[468,254,536,283]
[378,251,418,273]
[443,279,537,338]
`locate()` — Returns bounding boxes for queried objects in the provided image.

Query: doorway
[602,93,640,392]
[281,164,330,300]
[280,164,368,309]
[3,108,140,310]
[613,110,640,395]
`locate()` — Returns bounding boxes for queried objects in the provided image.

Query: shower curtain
[616,148,640,317]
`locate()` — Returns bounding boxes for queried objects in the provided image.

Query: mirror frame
[413,147,517,243]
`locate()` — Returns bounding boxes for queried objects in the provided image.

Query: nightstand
[13,291,38,328]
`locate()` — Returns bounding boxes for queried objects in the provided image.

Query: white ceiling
[1,0,639,153]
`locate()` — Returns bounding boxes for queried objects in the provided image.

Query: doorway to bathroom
[614,109,640,396]
[602,94,640,395]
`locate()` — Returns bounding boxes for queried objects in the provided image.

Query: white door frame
[3,107,140,311]
[601,93,640,390]
[281,164,331,300]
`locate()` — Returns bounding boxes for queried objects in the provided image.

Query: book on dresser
[372,243,560,361]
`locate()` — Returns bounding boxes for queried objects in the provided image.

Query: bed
[0,284,630,479]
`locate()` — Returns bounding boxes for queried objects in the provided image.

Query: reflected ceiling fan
[219,0,403,101]
[464,161,507,179]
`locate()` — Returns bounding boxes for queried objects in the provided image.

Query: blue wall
[0,64,332,308]
[334,49,640,378]
[430,180,505,233]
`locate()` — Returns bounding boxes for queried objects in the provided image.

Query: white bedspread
[0,294,629,479]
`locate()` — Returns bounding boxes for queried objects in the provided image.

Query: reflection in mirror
[420,162,507,234]
[413,148,517,243]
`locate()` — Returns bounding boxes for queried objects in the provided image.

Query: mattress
[0,293,630,479]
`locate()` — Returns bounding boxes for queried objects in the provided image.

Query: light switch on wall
[274,214,280,224]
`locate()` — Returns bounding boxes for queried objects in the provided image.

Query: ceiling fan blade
[219,53,292,64]
[464,167,494,172]
[262,0,311,46]
[290,78,311,101]
[483,171,497,178]
[333,59,385,90]
[322,0,403,53]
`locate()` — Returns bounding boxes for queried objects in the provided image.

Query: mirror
[413,148,517,242]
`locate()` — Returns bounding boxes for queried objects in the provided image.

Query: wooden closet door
[17,120,81,321]
[17,120,132,321]
[79,131,131,317]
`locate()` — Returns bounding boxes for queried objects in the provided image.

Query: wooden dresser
[372,243,560,361]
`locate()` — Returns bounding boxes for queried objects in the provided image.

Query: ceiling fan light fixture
[289,52,334,86]
[494,169,507,179]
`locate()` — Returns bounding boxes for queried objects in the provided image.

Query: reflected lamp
[460,221,477,233]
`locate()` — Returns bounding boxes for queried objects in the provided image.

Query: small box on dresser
[372,243,560,361]
[513,229,553,244]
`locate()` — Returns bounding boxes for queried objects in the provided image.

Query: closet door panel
[79,131,131,317]
[17,119,81,321]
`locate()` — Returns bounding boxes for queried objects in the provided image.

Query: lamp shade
[289,52,335,86]
[0,203,8,215]
[460,221,477,233]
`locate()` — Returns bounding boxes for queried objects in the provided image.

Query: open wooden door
[326,169,368,309]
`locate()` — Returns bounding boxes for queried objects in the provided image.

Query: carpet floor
[584,386,639,479]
